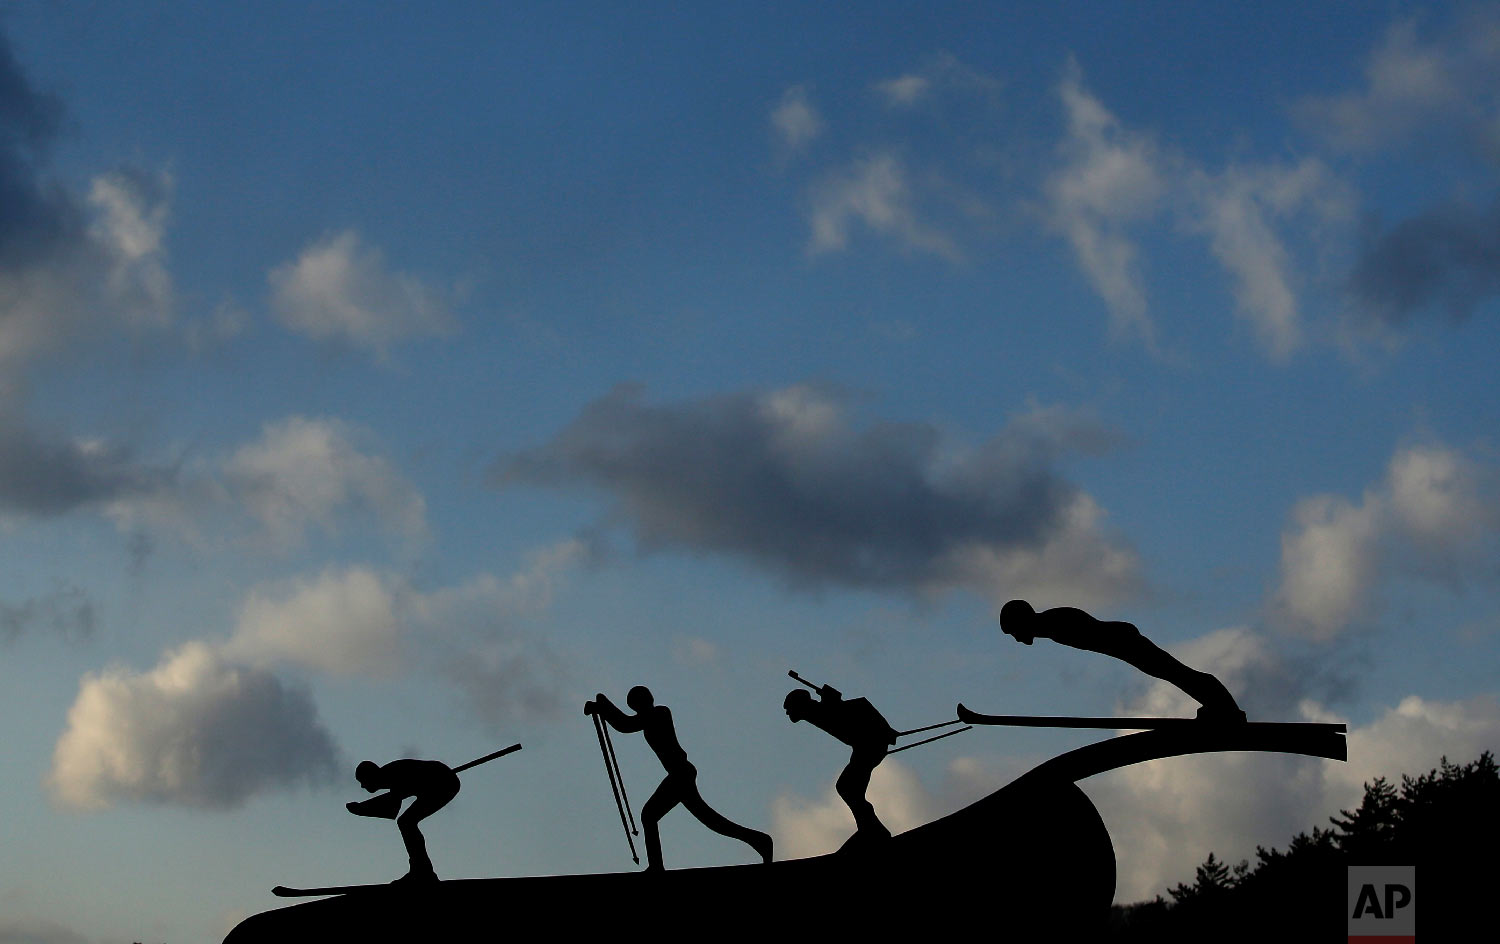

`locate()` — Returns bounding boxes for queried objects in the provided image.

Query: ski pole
[886,725,972,755]
[895,718,963,737]
[592,712,639,863]
[452,743,522,774]
[600,716,638,837]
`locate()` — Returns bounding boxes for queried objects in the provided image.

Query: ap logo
[1348,865,1415,942]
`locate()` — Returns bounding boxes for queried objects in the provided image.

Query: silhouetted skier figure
[784,680,898,851]
[585,685,773,871]
[1000,599,1246,723]
[348,758,461,884]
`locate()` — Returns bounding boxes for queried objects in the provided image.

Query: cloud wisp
[806,153,962,261]
[1043,62,1167,344]
[771,85,824,154]
[494,384,1140,610]
[104,415,429,556]
[874,53,1003,109]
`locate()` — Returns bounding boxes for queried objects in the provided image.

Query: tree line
[1108,751,1498,940]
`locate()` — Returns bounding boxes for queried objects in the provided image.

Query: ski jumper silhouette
[586,685,773,871]
[348,758,461,883]
[784,681,898,849]
[999,600,1246,723]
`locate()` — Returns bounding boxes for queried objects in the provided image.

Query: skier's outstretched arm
[589,693,645,733]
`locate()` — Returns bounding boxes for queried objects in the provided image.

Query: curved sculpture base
[225,778,1114,943]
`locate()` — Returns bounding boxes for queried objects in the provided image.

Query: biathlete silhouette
[1000,599,1245,723]
[586,685,773,871]
[783,671,898,851]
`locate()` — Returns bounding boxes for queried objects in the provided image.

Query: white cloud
[268,230,451,360]
[1272,443,1500,638]
[1331,694,1500,797]
[771,752,1028,860]
[771,86,823,152]
[48,641,339,810]
[226,567,404,677]
[1044,63,1166,341]
[1274,494,1383,640]
[771,759,937,858]
[807,153,960,260]
[946,492,1143,613]
[222,416,428,549]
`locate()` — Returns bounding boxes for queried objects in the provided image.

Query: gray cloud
[0,582,94,644]
[494,384,1140,609]
[0,29,178,531]
[1295,11,1500,158]
[1350,200,1500,325]
[0,916,88,944]
[0,416,170,517]
[1293,11,1500,329]
[0,30,76,273]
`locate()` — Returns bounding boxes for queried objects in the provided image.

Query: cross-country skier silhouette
[585,685,773,871]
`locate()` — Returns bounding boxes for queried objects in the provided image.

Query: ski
[955,703,1346,732]
[272,882,426,898]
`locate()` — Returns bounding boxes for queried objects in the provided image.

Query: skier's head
[783,688,813,722]
[626,685,654,713]
[1000,599,1037,645]
[355,760,382,791]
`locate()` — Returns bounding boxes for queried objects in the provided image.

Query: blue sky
[2,3,1499,940]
